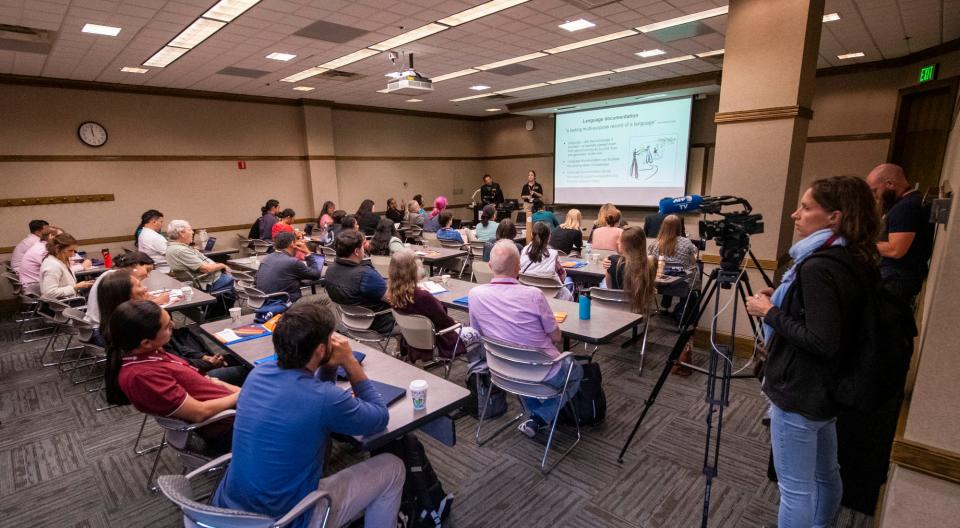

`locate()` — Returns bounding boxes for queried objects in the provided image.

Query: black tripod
[617,250,773,528]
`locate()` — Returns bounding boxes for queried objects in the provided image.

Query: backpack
[247,217,261,239]
[461,372,507,420]
[560,356,606,426]
[795,252,917,413]
[253,300,289,323]
[377,434,454,528]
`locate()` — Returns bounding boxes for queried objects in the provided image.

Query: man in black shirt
[866,163,933,304]
[520,170,543,212]
[479,174,504,205]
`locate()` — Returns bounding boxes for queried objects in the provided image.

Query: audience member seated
[530,201,559,231]
[356,199,381,236]
[324,230,395,335]
[165,220,235,301]
[18,225,66,287]
[436,211,464,245]
[255,232,323,303]
[11,219,48,272]
[474,204,499,242]
[549,209,584,255]
[366,218,405,256]
[86,251,169,330]
[423,196,447,233]
[252,199,280,240]
[404,200,425,228]
[329,210,347,238]
[647,214,698,312]
[590,207,624,251]
[105,300,240,455]
[520,222,573,300]
[271,208,297,239]
[469,240,582,438]
[588,203,628,242]
[212,301,403,528]
[318,200,337,230]
[339,214,359,235]
[135,209,169,272]
[412,194,427,216]
[482,219,524,262]
[40,233,95,299]
[385,198,405,224]
[643,211,667,238]
[388,249,483,364]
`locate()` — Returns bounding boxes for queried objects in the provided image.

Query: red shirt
[272,222,294,239]
[119,350,232,417]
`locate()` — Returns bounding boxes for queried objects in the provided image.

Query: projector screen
[554,97,692,206]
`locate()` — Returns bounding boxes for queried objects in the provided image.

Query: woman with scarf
[746,176,880,528]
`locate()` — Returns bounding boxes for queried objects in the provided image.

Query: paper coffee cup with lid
[409,379,429,411]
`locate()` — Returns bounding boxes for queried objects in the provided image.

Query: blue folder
[452,296,470,306]
[367,380,406,406]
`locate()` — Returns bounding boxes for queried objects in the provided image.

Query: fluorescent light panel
[266,52,296,61]
[280,66,329,83]
[548,70,613,84]
[368,23,447,51]
[450,93,496,102]
[494,82,549,94]
[822,13,840,22]
[143,46,190,67]
[637,49,666,58]
[82,23,121,36]
[318,48,380,70]
[613,54,695,72]
[168,18,226,49]
[469,85,491,91]
[837,51,864,59]
[438,0,529,26]
[485,108,502,112]
[120,66,149,73]
[476,52,546,70]
[431,68,479,82]
[292,86,314,91]
[559,19,595,32]
[696,49,724,58]
[637,6,728,33]
[203,0,260,22]
[406,98,423,102]
[543,29,637,54]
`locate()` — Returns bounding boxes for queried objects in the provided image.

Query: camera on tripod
[696,196,764,273]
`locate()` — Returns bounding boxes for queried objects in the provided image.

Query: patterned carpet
[0,294,874,528]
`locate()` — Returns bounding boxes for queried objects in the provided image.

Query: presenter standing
[520,170,544,213]
[476,174,505,223]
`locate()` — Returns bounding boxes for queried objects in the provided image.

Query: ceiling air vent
[561,0,620,9]
[0,24,56,54]
[319,70,363,81]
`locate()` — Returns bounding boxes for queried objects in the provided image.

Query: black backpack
[377,434,454,528]
[560,356,606,426]
[461,372,507,420]
[247,217,261,239]
[796,252,917,413]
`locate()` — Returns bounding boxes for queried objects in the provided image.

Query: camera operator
[745,176,880,528]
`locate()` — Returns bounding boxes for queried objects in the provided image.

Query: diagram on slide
[628,135,678,181]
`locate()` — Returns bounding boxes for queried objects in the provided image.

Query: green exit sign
[919,64,939,83]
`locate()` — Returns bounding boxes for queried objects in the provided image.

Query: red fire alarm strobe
[238,160,247,169]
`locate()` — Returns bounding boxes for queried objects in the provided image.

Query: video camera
[696,196,764,272]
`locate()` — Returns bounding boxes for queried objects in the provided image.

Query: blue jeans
[770,403,842,528]
[522,359,583,424]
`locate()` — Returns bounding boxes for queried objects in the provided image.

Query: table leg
[563,335,571,351]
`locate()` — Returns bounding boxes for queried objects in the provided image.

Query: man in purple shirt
[468,239,582,438]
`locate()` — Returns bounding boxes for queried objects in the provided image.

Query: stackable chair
[333,303,396,353]
[391,311,466,378]
[589,287,649,375]
[143,410,237,491]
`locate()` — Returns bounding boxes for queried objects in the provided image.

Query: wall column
[300,103,339,217]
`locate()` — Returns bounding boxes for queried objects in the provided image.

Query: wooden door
[888,77,959,193]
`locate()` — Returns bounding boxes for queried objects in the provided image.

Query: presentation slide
[554,97,692,206]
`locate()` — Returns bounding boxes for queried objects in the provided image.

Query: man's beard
[880,189,898,213]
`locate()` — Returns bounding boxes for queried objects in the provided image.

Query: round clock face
[78,121,108,147]
[525,119,535,131]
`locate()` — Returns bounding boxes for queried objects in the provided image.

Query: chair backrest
[424,237,441,248]
[439,239,462,249]
[370,255,391,277]
[157,473,277,528]
[468,241,486,258]
[471,261,494,284]
[230,270,256,283]
[321,246,337,259]
[482,336,568,400]
[518,273,563,297]
[335,303,377,331]
[251,240,272,256]
[41,298,75,323]
[62,307,96,341]
[244,286,276,309]
[391,310,437,350]
[589,287,631,312]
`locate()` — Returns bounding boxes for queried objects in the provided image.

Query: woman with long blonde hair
[651,214,697,268]
[548,208,584,255]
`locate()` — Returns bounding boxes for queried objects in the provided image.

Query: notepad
[452,296,470,306]
[214,324,271,345]
[415,250,441,258]
[554,312,568,323]
[419,281,448,295]
[561,260,588,269]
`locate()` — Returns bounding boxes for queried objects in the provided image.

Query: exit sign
[919,63,939,83]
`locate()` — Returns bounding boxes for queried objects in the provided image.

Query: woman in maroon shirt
[387,249,482,366]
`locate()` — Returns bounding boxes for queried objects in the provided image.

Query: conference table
[432,278,646,351]
[408,245,468,276]
[559,256,684,288]
[200,314,470,451]
[141,269,217,313]
[75,247,241,279]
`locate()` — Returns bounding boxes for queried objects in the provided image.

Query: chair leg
[475,382,523,446]
[145,433,167,492]
[539,368,582,474]
[134,415,164,455]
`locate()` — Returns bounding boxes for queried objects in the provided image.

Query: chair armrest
[371,309,392,317]
[436,322,462,336]
[553,351,575,362]
[264,291,290,302]
[275,491,331,528]
[160,409,237,433]
[184,453,233,480]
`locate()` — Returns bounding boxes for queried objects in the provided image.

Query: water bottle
[197,229,209,248]
[579,293,591,320]
[102,248,113,268]
[584,242,591,260]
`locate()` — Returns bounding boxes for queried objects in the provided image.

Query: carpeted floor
[0,293,874,528]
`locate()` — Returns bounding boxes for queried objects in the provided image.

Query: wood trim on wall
[806,132,892,143]
[714,105,814,124]
[692,328,757,358]
[816,38,960,78]
[700,253,778,271]
[0,193,114,207]
[891,438,960,486]
[0,153,555,163]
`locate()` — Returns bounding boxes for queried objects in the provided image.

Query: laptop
[367,380,407,406]
[203,237,217,252]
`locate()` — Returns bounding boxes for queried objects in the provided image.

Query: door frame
[887,76,960,168]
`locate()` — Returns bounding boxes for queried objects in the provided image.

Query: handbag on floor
[560,355,606,426]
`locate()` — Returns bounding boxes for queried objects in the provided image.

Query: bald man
[865,163,933,303]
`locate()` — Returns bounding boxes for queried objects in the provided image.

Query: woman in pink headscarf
[423,196,447,233]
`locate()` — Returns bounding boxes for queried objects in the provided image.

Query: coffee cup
[181,286,193,299]
[229,307,242,322]
[441,274,450,286]
[409,379,428,411]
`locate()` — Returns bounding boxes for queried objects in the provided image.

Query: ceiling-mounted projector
[385,52,432,95]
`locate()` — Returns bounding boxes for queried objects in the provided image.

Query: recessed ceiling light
[169,18,226,49]
[406,98,423,102]
[432,68,479,82]
[203,0,260,22]
[547,70,613,85]
[292,86,314,91]
[637,6,728,33]
[543,30,637,54]
[469,85,491,91]
[143,46,190,67]
[636,49,666,58]
[476,52,547,71]
[266,52,296,61]
[120,66,149,73]
[559,19,595,32]
[368,23,448,51]
[822,13,840,22]
[696,49,724,58]
[837,51,865,59]
[281,67,329,83]
[82,23,122,36]
[318,48,380,70]
[438,0,529,26]
[612,54,695,72]
[495,82,549,94]
[450,93,496,102]
[485,108,502,112]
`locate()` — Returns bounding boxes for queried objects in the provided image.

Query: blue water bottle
[579,293,591,320]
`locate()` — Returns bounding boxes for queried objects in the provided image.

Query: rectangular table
[227,256,260,272]
[560,256,684,288]
[432,278,645,350]
[200,314,470,451]
[408,245,468,276]
[203,248,240,262]
[142,270,217,312]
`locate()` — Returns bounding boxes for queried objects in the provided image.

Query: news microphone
[659,195,710,215]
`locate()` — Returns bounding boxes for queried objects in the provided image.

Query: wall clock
[78,121,108,147]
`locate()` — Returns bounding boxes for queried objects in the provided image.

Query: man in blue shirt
[213,301,404,528]
[254,231,323,302]
[324,230,395,334]
[435,211,464,245]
